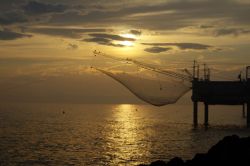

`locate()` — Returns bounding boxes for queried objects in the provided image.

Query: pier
[191,63,250,127]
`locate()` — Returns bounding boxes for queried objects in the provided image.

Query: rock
[190,153,208,166]
[140,135,250,166]
[149,160,167,166]
[166,157,184,166]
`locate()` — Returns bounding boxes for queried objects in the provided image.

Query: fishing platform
[191,62,250,127]
[93,50,250,127]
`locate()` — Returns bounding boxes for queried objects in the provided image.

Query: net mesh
[91,51,192,106]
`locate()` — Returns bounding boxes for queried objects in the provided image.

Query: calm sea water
[0,100,250,165]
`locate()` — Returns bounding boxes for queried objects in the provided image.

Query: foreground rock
[139,135,250,166]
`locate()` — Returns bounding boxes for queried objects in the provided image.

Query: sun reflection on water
[116,104,138,142]
[107,104,146,165]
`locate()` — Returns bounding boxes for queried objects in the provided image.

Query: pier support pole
[243,104,246,118]
[193,102,198,127]
[204,103,209,127]
[247,103,250,127]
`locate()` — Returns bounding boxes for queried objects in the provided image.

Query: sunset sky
[0,0,250,103]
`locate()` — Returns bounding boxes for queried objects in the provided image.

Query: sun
[118,33,137,47]
[120,33,136,39]
[120,40,134,47]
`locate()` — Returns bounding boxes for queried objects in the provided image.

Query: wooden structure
[191,62,250,127]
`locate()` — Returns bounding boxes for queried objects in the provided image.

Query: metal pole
[247,103,250,127]
[243,104,246,118]
[204,103,209,127]
[193,60,196,79]
[197,65,200,80]
[246,66,248,80]
[193,102,198,127]
[208,68,210,81]
[247,67,250,127]
[203,64,206,80]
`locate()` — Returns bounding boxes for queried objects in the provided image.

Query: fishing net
[91,51,192,106]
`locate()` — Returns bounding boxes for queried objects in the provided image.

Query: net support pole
[243,104,246,118]
[247,103,250,127]
[204,103,209,127]
[193,101,198,127]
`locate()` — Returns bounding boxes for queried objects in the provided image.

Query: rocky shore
[139,135,250,166]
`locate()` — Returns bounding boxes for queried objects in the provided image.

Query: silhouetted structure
[140,135,250,166]
[191,62,250,127]
[93,51,250,127]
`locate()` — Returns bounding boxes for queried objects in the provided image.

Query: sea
[1,97,250,165]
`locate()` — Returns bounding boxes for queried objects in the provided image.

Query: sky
[0,0,250,104]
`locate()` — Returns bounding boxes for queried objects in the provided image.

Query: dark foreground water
[0,102,250,165]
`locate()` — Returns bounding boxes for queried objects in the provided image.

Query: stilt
[193,102,198,127]
[204,103,209,127]
[243,104,246,118]
[247,103,250,127]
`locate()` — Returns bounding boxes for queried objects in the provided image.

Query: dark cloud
[29,27,110,38]
[84,37,111,45]
[48,0,250,30]
[144,47,171,53]
[23,1,67,15]
[67,43,78,50]
[83,33,136,47]
[199,25,214,29]
[174,43,212,50]
[214,28,250,36]
[49,10,118,25]
[0,0,25,11]
[130,29,141,35]
[88,33,136,41]
[0,11,28,25]
[84,37,124,47]
[0,0,250,40]
[0,29,32,40]
[142,43,212,50]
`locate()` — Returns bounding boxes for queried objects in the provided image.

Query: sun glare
[120,33,136,39]
[120,40,134,47]
[116,33,138,47]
